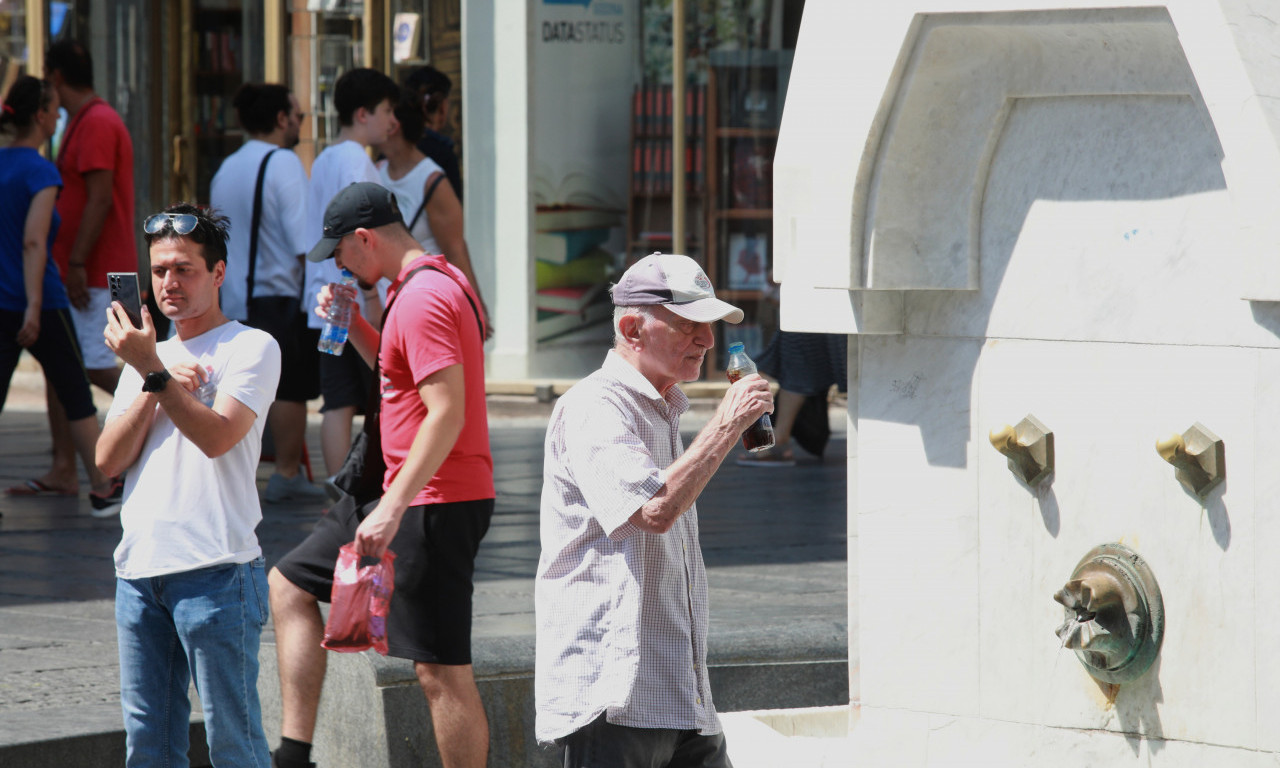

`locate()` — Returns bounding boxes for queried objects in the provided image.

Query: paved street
[0,378,849,761]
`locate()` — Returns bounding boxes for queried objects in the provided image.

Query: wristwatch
[141,369,172,393]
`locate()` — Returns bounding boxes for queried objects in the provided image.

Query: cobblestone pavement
[0,385,849,752]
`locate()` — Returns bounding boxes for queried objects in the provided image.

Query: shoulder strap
[381,263,482,338]
[406,172,446,232]
[364,262,483,422]
[245,148,279,303]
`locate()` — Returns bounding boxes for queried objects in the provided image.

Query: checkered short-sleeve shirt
[534,350,720,743]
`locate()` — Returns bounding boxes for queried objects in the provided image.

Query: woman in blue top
[0,75,121,515]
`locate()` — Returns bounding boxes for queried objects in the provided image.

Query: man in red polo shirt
[271,183,492,768]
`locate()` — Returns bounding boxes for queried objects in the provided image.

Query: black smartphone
[107,272,143,329]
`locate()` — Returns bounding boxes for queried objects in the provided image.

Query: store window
[530,0,804,377]
[287,0,366,167]
[193,0,265,201]
[0,1,28,88]
[388,0,463,199]
[0,1,84,96]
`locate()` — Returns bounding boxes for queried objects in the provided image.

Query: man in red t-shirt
[8,41,134,506]
[270,183,492,768]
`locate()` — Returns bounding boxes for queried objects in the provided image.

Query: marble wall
[776,1,1280,763]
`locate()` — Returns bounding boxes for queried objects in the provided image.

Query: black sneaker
[272,750,316,768]
[90,476,124,518]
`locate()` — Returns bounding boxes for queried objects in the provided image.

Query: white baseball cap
[610,253,744,324]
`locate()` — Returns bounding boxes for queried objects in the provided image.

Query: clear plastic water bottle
[193,366,216,406]
[317,269,359,356]
[725,342,775,452]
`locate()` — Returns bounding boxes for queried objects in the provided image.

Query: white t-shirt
[376,156,444,255]
[108,321,281,579]
[303,140,382,329]
[210,139,311,319]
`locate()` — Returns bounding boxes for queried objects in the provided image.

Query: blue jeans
[115,559,271,768]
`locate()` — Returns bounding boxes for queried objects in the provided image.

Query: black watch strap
[142,369,172,393]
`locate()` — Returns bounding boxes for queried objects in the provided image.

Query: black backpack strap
[406,172,447,233]
[362,262,483,426]
[246,148,279,303]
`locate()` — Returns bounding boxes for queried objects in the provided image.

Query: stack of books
[534,214,619,342]
[532,171,623,341]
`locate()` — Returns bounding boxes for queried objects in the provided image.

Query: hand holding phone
[107,272,144,330]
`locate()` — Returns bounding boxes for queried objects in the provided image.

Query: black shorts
[318,342,374,413]
[246,296,321,403]
[0,307,96,420]
[273,495,494,664]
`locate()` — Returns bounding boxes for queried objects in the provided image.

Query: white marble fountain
[722,1,1280,764]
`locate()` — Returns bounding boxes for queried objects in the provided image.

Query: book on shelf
[632,137,704,195]
[536,280,610,314]
[533,168,623,232]
[633,88,644,138]
[636,231,673,243]
[730,138,773,209]
[535,206,622,232]
[536,247,614,290]
[663,84,672,136]
[536,299,613,342]
[535,227,612,265]
[662,141,671,195]
[632,82,705,139]
[727,232,769,290]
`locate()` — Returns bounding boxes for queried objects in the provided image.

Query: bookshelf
[625,81,707,266]
[704,49,793,372]
[193,2,247,202]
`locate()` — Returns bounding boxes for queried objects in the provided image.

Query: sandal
[6,478,77,497]
[735,447,796,467]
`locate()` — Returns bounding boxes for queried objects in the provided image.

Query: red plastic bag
[322,544,395,655]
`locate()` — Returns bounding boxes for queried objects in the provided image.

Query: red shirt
[379,254,493,505]
[54,98,137,287]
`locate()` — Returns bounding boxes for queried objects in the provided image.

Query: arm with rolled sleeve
[560,399,668,541]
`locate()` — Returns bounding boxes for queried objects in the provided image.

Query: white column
[466,0,534,378]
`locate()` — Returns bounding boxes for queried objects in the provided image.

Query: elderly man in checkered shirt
[534,253,775,768]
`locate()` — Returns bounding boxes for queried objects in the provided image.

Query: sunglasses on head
[144,213,199,236]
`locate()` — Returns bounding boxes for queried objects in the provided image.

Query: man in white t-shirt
[96,204,281,767]
[211,82,325,503]
[302,67,399,487]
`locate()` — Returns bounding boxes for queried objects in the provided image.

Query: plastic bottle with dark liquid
[725,342,775,452]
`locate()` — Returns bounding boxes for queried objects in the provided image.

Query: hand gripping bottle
[193,366,216,406]
[317,269,359,356]
[725,342,775,452]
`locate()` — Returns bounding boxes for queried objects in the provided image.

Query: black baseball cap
[306,182,404,262]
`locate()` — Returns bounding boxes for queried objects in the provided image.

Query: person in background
[0,76,119,516]
[271,183,492,768]
[374,89,490,337]
[96,204,280,767]
[302,67,400,489]
[15,40,133,507]
[535,253,773,767]
[211,82,325,503]
[403,66,463,203]
[736,286,848,466]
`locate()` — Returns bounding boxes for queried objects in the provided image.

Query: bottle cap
[340,268,353,279]
[728,342,745,353]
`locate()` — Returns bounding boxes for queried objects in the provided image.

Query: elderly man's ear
[618,313,644,347]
